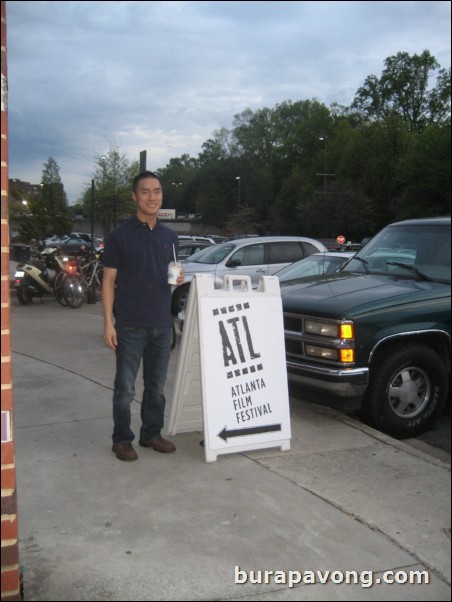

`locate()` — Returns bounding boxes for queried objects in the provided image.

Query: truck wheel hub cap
[389,367,429,417]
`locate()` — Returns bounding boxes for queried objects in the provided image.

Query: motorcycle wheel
[86,283,97,304]
[54,272,69,306]
[63,276,85,309]
[16,284,33,305]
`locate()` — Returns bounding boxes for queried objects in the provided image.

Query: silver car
[172,235,327,315]
[276,251,355,285]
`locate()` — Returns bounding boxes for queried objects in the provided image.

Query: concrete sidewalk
[10,294,451,601]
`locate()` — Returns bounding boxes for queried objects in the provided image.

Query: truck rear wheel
[363,343,448,438]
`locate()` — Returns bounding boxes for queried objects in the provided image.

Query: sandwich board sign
[166,273,291,462]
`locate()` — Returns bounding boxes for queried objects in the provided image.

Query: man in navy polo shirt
[102,171,184,461]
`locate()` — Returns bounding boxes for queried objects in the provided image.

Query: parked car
[275,251,355,284]
[204,234,228,244]
[171,235,327,315]
[178,235,217,244]
[70,231,92,242]
[317,238,342,251]
[58,237,100,256]
[43,235,68,247]
[176,250,355,333]
[281,216,451,439]
[340,241,366,252]
[70,232,105,248]
[178,240,214,261]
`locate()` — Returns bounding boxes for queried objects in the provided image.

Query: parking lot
[9,292,451,600]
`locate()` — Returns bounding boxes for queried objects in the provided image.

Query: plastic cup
[168,261,182,285]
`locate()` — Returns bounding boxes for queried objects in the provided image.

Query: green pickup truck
[282,217,451,438]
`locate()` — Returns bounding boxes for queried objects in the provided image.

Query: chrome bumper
[286,361,369,398]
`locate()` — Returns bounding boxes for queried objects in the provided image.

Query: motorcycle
[14,247,78,305]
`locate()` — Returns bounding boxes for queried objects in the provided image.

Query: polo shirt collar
[131,214,162,230]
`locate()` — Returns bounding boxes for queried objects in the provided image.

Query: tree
[394,124,451,218]
[233,107,277,167]
[334,115,411,231]
[158,154,199,213]
[198,128,236,165]
[17,157,71,242]
[352,50,451,132]
[81,144,138,237]
[76,49,450,240]
[226,205,261,237]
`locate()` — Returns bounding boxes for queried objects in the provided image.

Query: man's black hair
[132,171,162,191]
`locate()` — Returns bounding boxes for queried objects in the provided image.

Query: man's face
[132,177,163,218]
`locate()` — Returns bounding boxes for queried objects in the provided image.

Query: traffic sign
[336,235,346,244]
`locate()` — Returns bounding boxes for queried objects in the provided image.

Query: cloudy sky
[5,0,451,205]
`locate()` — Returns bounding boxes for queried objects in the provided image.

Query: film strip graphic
[212,302,263,379]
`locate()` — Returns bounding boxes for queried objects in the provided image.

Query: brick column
[1,2,21,600]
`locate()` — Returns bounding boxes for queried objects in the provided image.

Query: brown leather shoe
[112,442,138,461]
[139,436,176,453]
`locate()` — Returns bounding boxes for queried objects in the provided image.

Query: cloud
[5,0,451,204]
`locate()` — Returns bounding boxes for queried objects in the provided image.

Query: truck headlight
[306,345,339,360]
[305,320,338,337]
[305,319,354,339]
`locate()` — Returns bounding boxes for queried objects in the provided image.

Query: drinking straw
[173,244,177,263]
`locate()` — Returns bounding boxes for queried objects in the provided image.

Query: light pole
[112,159,117,229]
[172,182,182,210]
[319,137,327,194]
[317,137,335,236]
[100,155,106,185]
[90,179,95,252]
[235,176,241,236]
[100,156,107,238]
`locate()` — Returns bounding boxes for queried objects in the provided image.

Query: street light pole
[316,137,336,237]
[235,176,241,210]
[235,176,241,237]
[172,182,182,210]
[317,136,335,190]
[112,160,117,229]
[101,156,106,185]
[319,137,327,193]
[90,179,95,253]
[100,156,107,238]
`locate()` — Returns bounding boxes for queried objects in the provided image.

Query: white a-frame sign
[166,274,291,462]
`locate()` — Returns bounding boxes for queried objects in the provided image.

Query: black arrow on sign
[218,424,282,442]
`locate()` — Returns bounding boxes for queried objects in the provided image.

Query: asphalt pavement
[9,277,451,601]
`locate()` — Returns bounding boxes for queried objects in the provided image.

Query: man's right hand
[104,324,117,350]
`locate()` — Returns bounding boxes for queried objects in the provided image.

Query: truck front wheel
[363,343,448,438]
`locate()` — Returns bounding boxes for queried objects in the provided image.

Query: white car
[176,249,353,332]
[172,235,327,315]
[43,235,68,247]
[276,251,355,285]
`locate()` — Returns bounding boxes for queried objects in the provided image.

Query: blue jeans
[112,326,172,444]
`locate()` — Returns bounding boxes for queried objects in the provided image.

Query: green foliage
[79,143,138,237]
[394,124,451,218]
[16,157,71,242]
[165,50,449,240]
[352,50,451,132]
[16,51,450,243]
